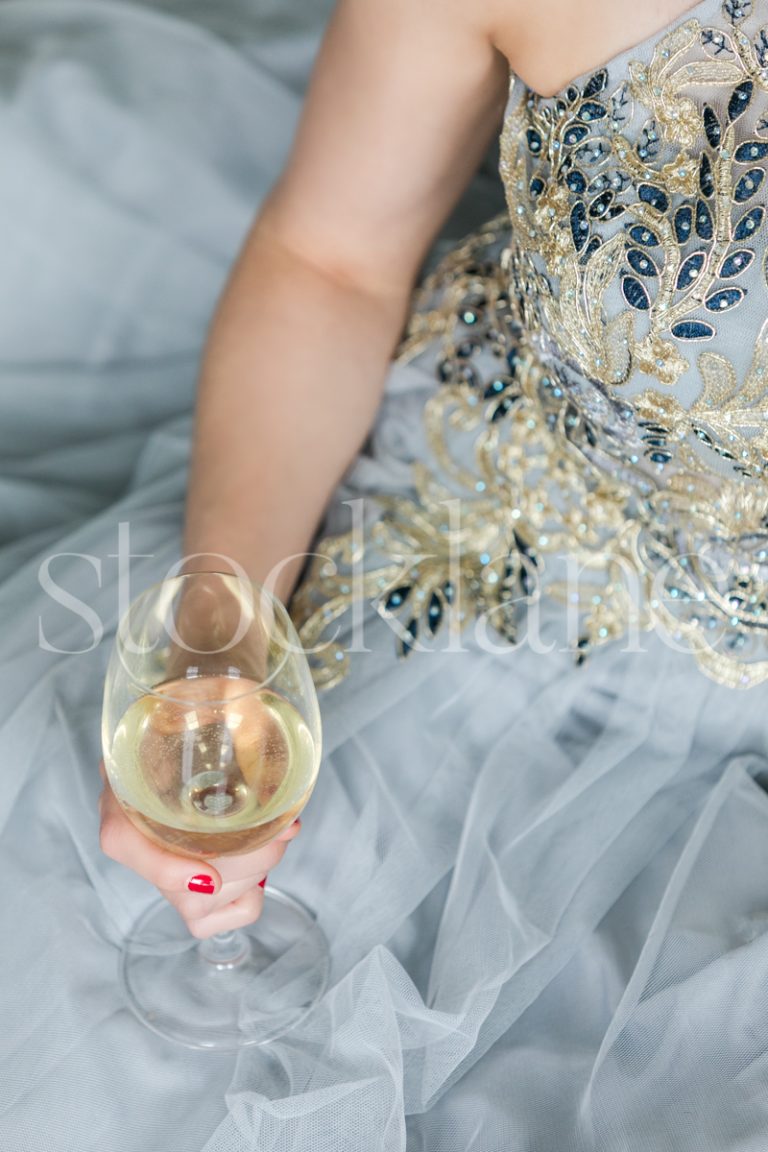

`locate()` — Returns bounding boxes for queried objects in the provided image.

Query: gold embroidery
[293,1,768,691]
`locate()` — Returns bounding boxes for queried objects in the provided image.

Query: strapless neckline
[521,0,724,101]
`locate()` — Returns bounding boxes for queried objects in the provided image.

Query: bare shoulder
[326,0,507,55]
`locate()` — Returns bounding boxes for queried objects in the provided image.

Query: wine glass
[101,571,329,1050]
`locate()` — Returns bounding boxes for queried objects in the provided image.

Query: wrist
[178,548,302,607]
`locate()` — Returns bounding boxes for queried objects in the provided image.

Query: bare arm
[101,0,514,937]
[183,0,511,599]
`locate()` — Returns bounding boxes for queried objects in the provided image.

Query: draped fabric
[3,2,768,1150]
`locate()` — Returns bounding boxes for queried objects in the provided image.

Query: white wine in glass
[109,677,316,856]
[101,571,329,1050]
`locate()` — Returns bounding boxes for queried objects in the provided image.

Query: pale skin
[99,0,705,937]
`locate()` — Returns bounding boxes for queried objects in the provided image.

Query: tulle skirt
[3,4,768,1150]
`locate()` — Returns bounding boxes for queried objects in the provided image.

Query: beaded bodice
[502,0,768,480]
[295,0,768,690]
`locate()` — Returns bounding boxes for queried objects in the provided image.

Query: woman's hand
[98,764,300,938]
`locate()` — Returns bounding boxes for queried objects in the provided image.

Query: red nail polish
[188,874,215,894]
[258,877,267,889]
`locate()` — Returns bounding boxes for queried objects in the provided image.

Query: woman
[5,0,768,1147]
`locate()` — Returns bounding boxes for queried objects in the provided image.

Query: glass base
[119,886,330,1050]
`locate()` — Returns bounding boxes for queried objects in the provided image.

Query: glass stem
[198,930,251,969]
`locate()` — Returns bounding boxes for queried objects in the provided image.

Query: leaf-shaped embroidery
[703,105,722,148]
[695,200,714,239]
[526,128,543,156]
[734,205,764,239]
[734,168,765,202]
[585,231,625,307]
[604,312,635,384]
[564,124,590,147]
[581,236,603,262]
[627,248,659,277]
[567,169,587,193]
[728,80,754,121]
[570,201,589,252]
[425,593,444,639]
[622,276,651,310]
[578,101,608,123]
[701,29,736,60]
[705,287,747,312]
[734,140,768,162]
[672,61,744,89]
[719,250,755,277]
[676,251,706,289]
[697,351,740,408]
[589,190,615,218]
[629,224,661,247]
[699,153,715,197]
[582,70,609,99]
[674,206,694,243]
[384,586,412,612]
[692,322,768,467]
[581,233,628,369]
[638,183,669,212]
[728,318,768,408]
[654,19,702,66]
[671,320,716,340]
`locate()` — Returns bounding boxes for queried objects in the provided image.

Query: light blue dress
[3,1,768,1149]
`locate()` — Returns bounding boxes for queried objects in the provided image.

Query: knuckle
[264,842,288,870]
[232,888,264,924]
[274,825,298,845]
[185,890,264,939]
[154,859,184,892]
[186,917,216,940]
[175,891,218,921]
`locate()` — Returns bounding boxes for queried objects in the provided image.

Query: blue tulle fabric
[3,3,768,1150]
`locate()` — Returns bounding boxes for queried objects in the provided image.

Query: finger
[99,767,298,889]
[212,837,293,884]
[231,701,289,805]
[186,886,266,939]
[165,874,267,922]
[99,779,223,895]
[144,678,242,736]
[275,817,302,842]
[202,819,299,882]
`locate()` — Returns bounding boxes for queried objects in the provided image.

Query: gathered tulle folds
[3,2,768,1150]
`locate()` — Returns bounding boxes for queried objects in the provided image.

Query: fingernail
[258,877,267,889]
[188,874,216,894]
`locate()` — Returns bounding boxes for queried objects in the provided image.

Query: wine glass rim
[114,572,299,704]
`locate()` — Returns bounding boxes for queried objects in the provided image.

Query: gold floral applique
[500,4,768,400]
